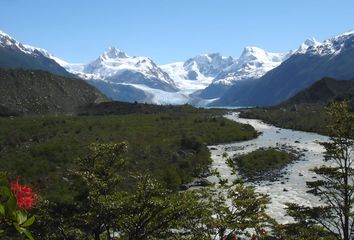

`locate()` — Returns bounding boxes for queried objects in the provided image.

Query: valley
[0,105,257,198]
[0,20,353,240]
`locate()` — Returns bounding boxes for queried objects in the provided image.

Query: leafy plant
[0,174,38,239]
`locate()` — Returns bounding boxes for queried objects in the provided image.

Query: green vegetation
[30,143,274,240]
[240,105,330,135]
[234,148,296,179]
[2,103,350,239]
[0,110,257,201]
[207,180,273,239]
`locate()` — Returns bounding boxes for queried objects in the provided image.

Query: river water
[207,112,329,223]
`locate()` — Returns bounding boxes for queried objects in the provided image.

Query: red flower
[10,177,38,210]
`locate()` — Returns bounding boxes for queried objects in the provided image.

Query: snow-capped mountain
[296,37,321,54]
[62,47,183,104]
[2,29,353,107]
[160,53,235,93]
[214,30,354,107]
[299,31,354,56]
[214,47,291,85]
[196,47,291,100]
[0,31,73,78]
[81,47,177,92]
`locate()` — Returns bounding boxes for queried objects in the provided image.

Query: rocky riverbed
[207,112,329,224]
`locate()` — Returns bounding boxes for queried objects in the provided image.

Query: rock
[198,178,212,187]
[198,171,211,178]
[180,177,212,190]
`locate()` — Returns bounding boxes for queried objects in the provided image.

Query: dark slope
[280,77,354,108]
[239,77,354,134]
[0,46,74,78]
[0,69,108,115]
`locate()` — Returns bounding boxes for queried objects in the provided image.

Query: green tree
[281,203,336,240]
[287,101,354,240]
[116,174,211,240]
[208,179,273,239]
[74,142,127,240]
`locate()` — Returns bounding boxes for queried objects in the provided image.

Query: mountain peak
[240,46,267,59]
[0,30,11,38]
[101,47,128,60]
[0,30,17,47]
[242,46,265,53]
[304,37,320,47]
[239,46,278,63]
[297,37,321,53]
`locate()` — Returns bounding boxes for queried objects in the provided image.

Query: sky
[1,0,354,64]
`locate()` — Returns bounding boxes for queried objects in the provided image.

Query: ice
[122,83,189,105]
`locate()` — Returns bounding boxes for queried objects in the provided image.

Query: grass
[0,111,257,202]
[234,148,296,180]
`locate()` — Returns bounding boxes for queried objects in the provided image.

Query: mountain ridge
[279,77,354,108]
[213,31,354,107]
[0,31,74,78]
[0,69,108,115]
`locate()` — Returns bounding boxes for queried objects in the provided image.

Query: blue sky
[1,0,353,64]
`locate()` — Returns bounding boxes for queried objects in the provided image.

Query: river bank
[207,112,329,223]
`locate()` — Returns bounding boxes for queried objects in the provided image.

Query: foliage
[239,104,330,135]
[0,173,37,239]
[30,141,278,240]
[0,111,257,203]
[111,174,275,240]
[279,203,337,240]
[206,179,274,239]
[233,148,295,180]
[286,101,354,240]
[74,142,127,240]
[115,174,210,240]
[31,199,85,240]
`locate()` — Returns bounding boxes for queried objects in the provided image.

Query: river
[207,112,329,224]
